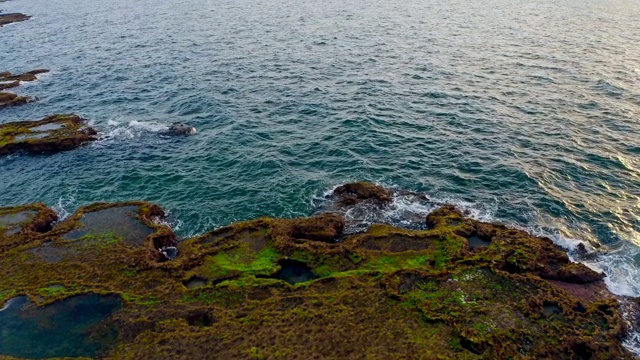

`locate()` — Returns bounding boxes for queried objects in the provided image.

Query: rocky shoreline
[0,182,637,359]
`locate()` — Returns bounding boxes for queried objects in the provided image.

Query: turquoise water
[1,0,640,299]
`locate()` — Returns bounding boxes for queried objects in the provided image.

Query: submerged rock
[161,122,197,136]
[0,114,98,156]
[0,190,636,359]
[0,12,30,27]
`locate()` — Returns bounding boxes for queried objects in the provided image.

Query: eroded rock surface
[0,114,98,155]
[0,188,636,359]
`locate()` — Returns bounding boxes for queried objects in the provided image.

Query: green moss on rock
[0,185,635,359]
[0,114,98,156]
[0,92,33,109]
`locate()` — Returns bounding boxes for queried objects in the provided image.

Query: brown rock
[0,13,31,27]
[332,181,392,206]
[289,213,345,243]
[0,92,33,108]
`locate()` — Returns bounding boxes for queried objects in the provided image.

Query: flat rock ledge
[0,183,638,359]
[0,69,49,90]
[0,12,30,27]
[0,114,98,156]
[0,69,49,108]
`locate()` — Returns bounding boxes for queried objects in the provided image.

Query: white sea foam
[52,194,77,222]
[0,296,21,312]
[100,118,169,141]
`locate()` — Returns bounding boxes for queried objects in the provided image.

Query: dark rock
[551,263,606,284]
[0,69,49,85]
[289,213,345,243]
[0,81,20,91]
[0,70,49,106]
[0,92,33,108]
[159,246,178,260]
[0,13,31,27]
[331,181,392,206]
[161,122,196,136]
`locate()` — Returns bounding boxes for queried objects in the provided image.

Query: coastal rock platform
[0,114,98,156]
[0,183,636,359]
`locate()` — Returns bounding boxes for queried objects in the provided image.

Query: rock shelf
[0,114,98,156]
[0,182,636,359]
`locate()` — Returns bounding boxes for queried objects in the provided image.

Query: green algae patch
[0,114,98,156]
[0,187,635,359]
[206,247,279,277]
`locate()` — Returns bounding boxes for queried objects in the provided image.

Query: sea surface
[2,0,640,348]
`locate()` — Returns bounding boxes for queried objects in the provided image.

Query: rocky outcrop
[331,181,392,206]
[0,185,635,359]
[0,91,32,108]
[0,69,49,108]
[160,122,197,136]
[0,12,30,27]
[0,114,98,156]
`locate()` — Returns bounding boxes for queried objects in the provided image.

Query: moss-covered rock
[0,203,57,253]
[0,92,33,108]
[0,69,48,108]
[0,69,49,90]
[0,186,635,359]
[0,114,97,155]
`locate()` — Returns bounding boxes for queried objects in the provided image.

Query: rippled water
[1,0,640,297]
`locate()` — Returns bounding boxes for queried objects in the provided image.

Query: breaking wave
[99,119,169,141]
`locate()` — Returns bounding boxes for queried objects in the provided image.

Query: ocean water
[1,0,640,329]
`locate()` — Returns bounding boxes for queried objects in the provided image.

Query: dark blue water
[0,294,122,358]
[1,0,639,327]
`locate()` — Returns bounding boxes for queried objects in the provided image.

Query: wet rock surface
[0,183,637,359]
[0,91,33,108]
[0,114,98,156]
[0,203,58,253]
[0,12,30,27]
[160,122,197,136]
[331,181,393,206]
[0,69,48,108]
